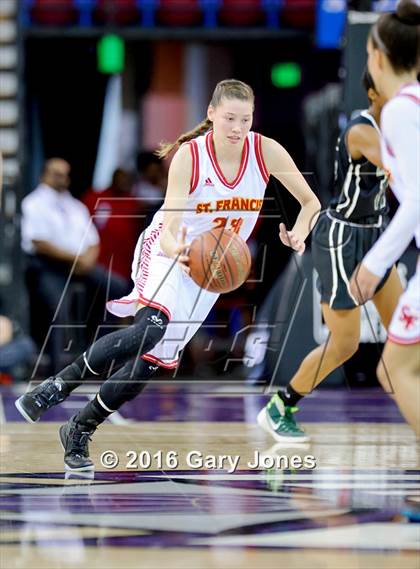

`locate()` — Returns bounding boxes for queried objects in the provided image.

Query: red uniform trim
[107,296,172,321]
[398,93,420,105]
[137,294,172,321]
[141,353,179,369]
[205,131,249,189]
[254,133,270,184]
[135,227,161,296]
[387,332,420,346]
[385,138,395,158]
[188,140,200,194]
[129,225,173,321]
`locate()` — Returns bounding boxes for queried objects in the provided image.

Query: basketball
[188,228,251,293]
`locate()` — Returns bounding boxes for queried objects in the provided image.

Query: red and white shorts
[388,267,420,345]
[106,225,219,368]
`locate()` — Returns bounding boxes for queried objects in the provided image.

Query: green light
[271,63,301,89]
[97,34,125,74]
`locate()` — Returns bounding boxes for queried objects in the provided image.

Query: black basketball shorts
[312,211,392,310]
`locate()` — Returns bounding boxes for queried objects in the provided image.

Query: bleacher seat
[219,0,264,26]
[95,0,140,25]
[25,0,315,29]
[30,0,77,25]
[157,0,202,26]
[282,0,315,28]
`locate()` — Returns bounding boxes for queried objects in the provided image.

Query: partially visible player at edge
[350,0,420,436]
[15,79,321,470]
[257,67,404,443]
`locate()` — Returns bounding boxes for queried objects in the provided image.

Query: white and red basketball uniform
[107,130,270,367]
[364,84,420,345]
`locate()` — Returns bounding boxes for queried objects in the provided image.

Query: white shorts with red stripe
[106,224,219,368]
[388,267,420,345]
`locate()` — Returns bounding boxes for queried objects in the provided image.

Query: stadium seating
[282,0,315,28]
[157,0,202,26]
[24,0,316,28]
[219,0,263,26]
[95,0,140,25]
[30,0,78,25]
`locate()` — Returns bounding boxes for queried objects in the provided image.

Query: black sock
[278,384,303,407]
[75,357,158,428]
[57,361,87,392]
[76,396,110,430]
[57,307,167,391]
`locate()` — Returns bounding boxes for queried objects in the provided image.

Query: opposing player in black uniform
[257,69,404,442]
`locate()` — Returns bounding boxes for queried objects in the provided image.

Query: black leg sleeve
[58,307,167,389]
[76,357,158,428]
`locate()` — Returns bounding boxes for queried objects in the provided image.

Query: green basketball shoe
[257,393,309,443]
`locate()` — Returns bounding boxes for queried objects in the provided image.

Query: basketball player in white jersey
[16,79,321,470]
[350,1,420,436]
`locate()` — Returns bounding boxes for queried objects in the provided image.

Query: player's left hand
[349,263,381,304]
[279,223,305,256]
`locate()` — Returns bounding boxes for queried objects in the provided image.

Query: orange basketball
[188,228,251,293]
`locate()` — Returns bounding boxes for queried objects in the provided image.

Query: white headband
[371,24,389,55]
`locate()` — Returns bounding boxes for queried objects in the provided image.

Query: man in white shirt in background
[22,158,100,273]
[22,158,129,373]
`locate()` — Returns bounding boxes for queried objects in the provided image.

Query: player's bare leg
[372,267,419,435]
[287,266,401,395]
[372,266,403,330]
[258,305,361,442]
[289,305,361,395]
[371,265,403,394]
[377,341,420,437]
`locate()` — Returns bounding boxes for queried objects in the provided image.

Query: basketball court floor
[0,384,419,568]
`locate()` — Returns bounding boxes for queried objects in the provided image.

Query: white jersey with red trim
[362,83,420,346]
[364,83,420,278]
[106,130,270,368]
[381,84,419,212]
[388,263,419,345]
[148,130,269,244]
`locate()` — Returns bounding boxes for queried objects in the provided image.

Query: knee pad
[133,307,168,354]
[83,306,169,375]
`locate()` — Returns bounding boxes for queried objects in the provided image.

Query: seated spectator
[133,151,166,225]
[81,168,141,281]
[21,158,128,373]
[0,314,36,383]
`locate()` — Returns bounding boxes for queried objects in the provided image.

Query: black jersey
[329,111,388,224]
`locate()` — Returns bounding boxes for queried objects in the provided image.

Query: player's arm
[347,124,383,169]
[350,101,420,303]
[261,136,321,255]
[363,109,419,278]
[159,144,192,267]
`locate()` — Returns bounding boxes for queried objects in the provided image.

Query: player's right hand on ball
[174,225,190,275]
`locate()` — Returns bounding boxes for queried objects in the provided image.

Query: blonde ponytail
[156,118,212,159]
